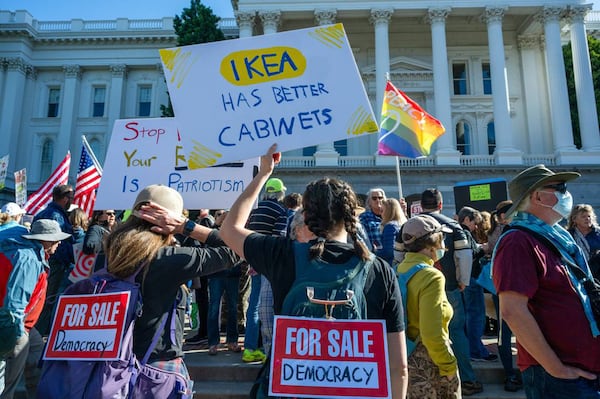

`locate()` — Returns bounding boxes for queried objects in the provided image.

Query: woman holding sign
[218,144,408,399]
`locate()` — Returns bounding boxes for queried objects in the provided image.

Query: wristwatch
[182,218,196,237]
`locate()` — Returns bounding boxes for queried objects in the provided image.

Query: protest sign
[0,154,8,190]
[270,316,390,398]
[453,178,507,213]
[14,168,26,207]
[44,292,129,361]
[160,24,378,168]
[94,118,258,211]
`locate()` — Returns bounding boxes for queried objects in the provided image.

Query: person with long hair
[377,198,407,266]
[567,204,600,277]
[218,144,408,399]
[109,184,240,393]
[83,209,117,272]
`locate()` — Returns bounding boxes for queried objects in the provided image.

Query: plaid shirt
[359,210,382,250]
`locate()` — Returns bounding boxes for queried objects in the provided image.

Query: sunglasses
[215,212,225,216]
[104,211,116,216]
[371,196,384,201]
[541,182,567,194]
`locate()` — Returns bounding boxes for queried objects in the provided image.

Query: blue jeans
[244,274,262,351]
[522,365,600,399]
[207,276,239,346]
[446,288,477,382]
[463,278,489,359]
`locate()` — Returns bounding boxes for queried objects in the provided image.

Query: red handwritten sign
[270,316,390,398]
[44,292,130,361]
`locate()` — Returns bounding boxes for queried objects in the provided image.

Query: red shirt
[494,230,600,373]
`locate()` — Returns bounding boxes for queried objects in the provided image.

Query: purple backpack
[37,269,192,398]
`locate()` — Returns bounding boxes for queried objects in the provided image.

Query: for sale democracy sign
[270,316,390,398]
[43,292,130,361]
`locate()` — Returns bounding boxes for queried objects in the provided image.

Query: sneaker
[227,342,242,353]
[462,380,483,396]
[208,345,218,356]
[242,349,266,363]
[186,334,208,345]
[504,375,523,392]
[471,353,498,362]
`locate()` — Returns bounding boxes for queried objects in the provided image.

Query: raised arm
[220,144,278,259]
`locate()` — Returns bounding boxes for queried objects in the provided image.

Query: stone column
[566,5,600,156]
[235,11,255,38]
[518,35,553,154]
[482,7,521,164]
[0,58,27,167]
[107,64,127,139]
[0,59,6,113]
[259,11,280,35]
[313,9,340,165]
[59,65,81,174]
[539,7,578,162]
[427,8,460,165]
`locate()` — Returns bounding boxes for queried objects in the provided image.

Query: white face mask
[551,191,573,219]
[433,247,446,262]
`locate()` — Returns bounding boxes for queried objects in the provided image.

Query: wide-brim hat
[23,219,71,241]
[505,164,580,217]
[133,185,184,216]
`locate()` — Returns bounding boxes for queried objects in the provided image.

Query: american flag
[73,136,103,218]
[23,152,71,216]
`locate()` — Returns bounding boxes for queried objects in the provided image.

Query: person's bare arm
[500,291,596,380]
[387,331,408,399]
[219,144,278,259]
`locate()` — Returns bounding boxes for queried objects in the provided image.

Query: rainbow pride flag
[377,81,445,158]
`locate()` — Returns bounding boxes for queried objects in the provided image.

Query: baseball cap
[1,202,26,217]
[23,219,71,241]
[265,178,286,193]
[401,214,452,245]
[133,185,184,216]
[505,164,580,217]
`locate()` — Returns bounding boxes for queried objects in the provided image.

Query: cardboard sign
[270,316,390,398]
[94,118,258,211]
[453,178,507,213]
[160,24,378,168]
[44,292,130,360]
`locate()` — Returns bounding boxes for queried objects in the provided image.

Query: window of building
[87,137,103,163]
[487,122,496,155]
[92,87,106,117]
[40,138,54,179]
[138,85,152,117]
[47,88,60,117]
[452,63,468,95]
[482,62,492,95]
[303,145,317,156]
[334,140,347,156]
[456,120,472,155]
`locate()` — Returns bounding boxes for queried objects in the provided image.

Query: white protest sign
[94,118,258,211]
[270,316,391,398]
[160,23,378,168]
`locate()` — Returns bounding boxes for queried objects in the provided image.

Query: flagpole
[81,135,103,174]
[385,72,404,200]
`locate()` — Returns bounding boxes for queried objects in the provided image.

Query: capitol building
[1,0,599,213]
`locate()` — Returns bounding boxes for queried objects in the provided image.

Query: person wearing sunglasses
[82,209,118,271]
[359,187,387,251]
[492,164,600,399]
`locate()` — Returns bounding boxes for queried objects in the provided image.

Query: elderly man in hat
[492,164,600,398]
[0,219,71,398]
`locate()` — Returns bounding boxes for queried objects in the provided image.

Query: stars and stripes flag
[73,136,103,218]
[23,152,71,216]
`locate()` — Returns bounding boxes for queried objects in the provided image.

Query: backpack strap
[397,263,429,350]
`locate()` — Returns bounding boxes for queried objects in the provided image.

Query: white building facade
[1,1,599,211]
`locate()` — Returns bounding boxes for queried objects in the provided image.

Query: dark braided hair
[302,178,370,261]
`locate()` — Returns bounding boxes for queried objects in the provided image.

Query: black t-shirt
[133,230,239,361]
[243,233,404,333]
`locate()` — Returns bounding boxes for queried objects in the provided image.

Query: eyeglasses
[104,212,115,216]
[371,196,384,201]
[541,182,567,194]
[215,212,225,216]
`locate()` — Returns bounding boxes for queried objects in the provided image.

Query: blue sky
[0,0,235,20]
[0,1,596,21]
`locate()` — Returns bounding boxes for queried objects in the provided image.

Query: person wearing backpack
[397,214,460,398]
[218,144,409,399]
[0,219,71,398]
[99,185,240,397]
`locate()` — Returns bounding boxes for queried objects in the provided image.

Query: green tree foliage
[161,0,226,117]
[563,35,600,148]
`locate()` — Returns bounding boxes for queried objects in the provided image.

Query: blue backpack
[397,263,428,356]
[281,242,374,319]
[37,268,191,399]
